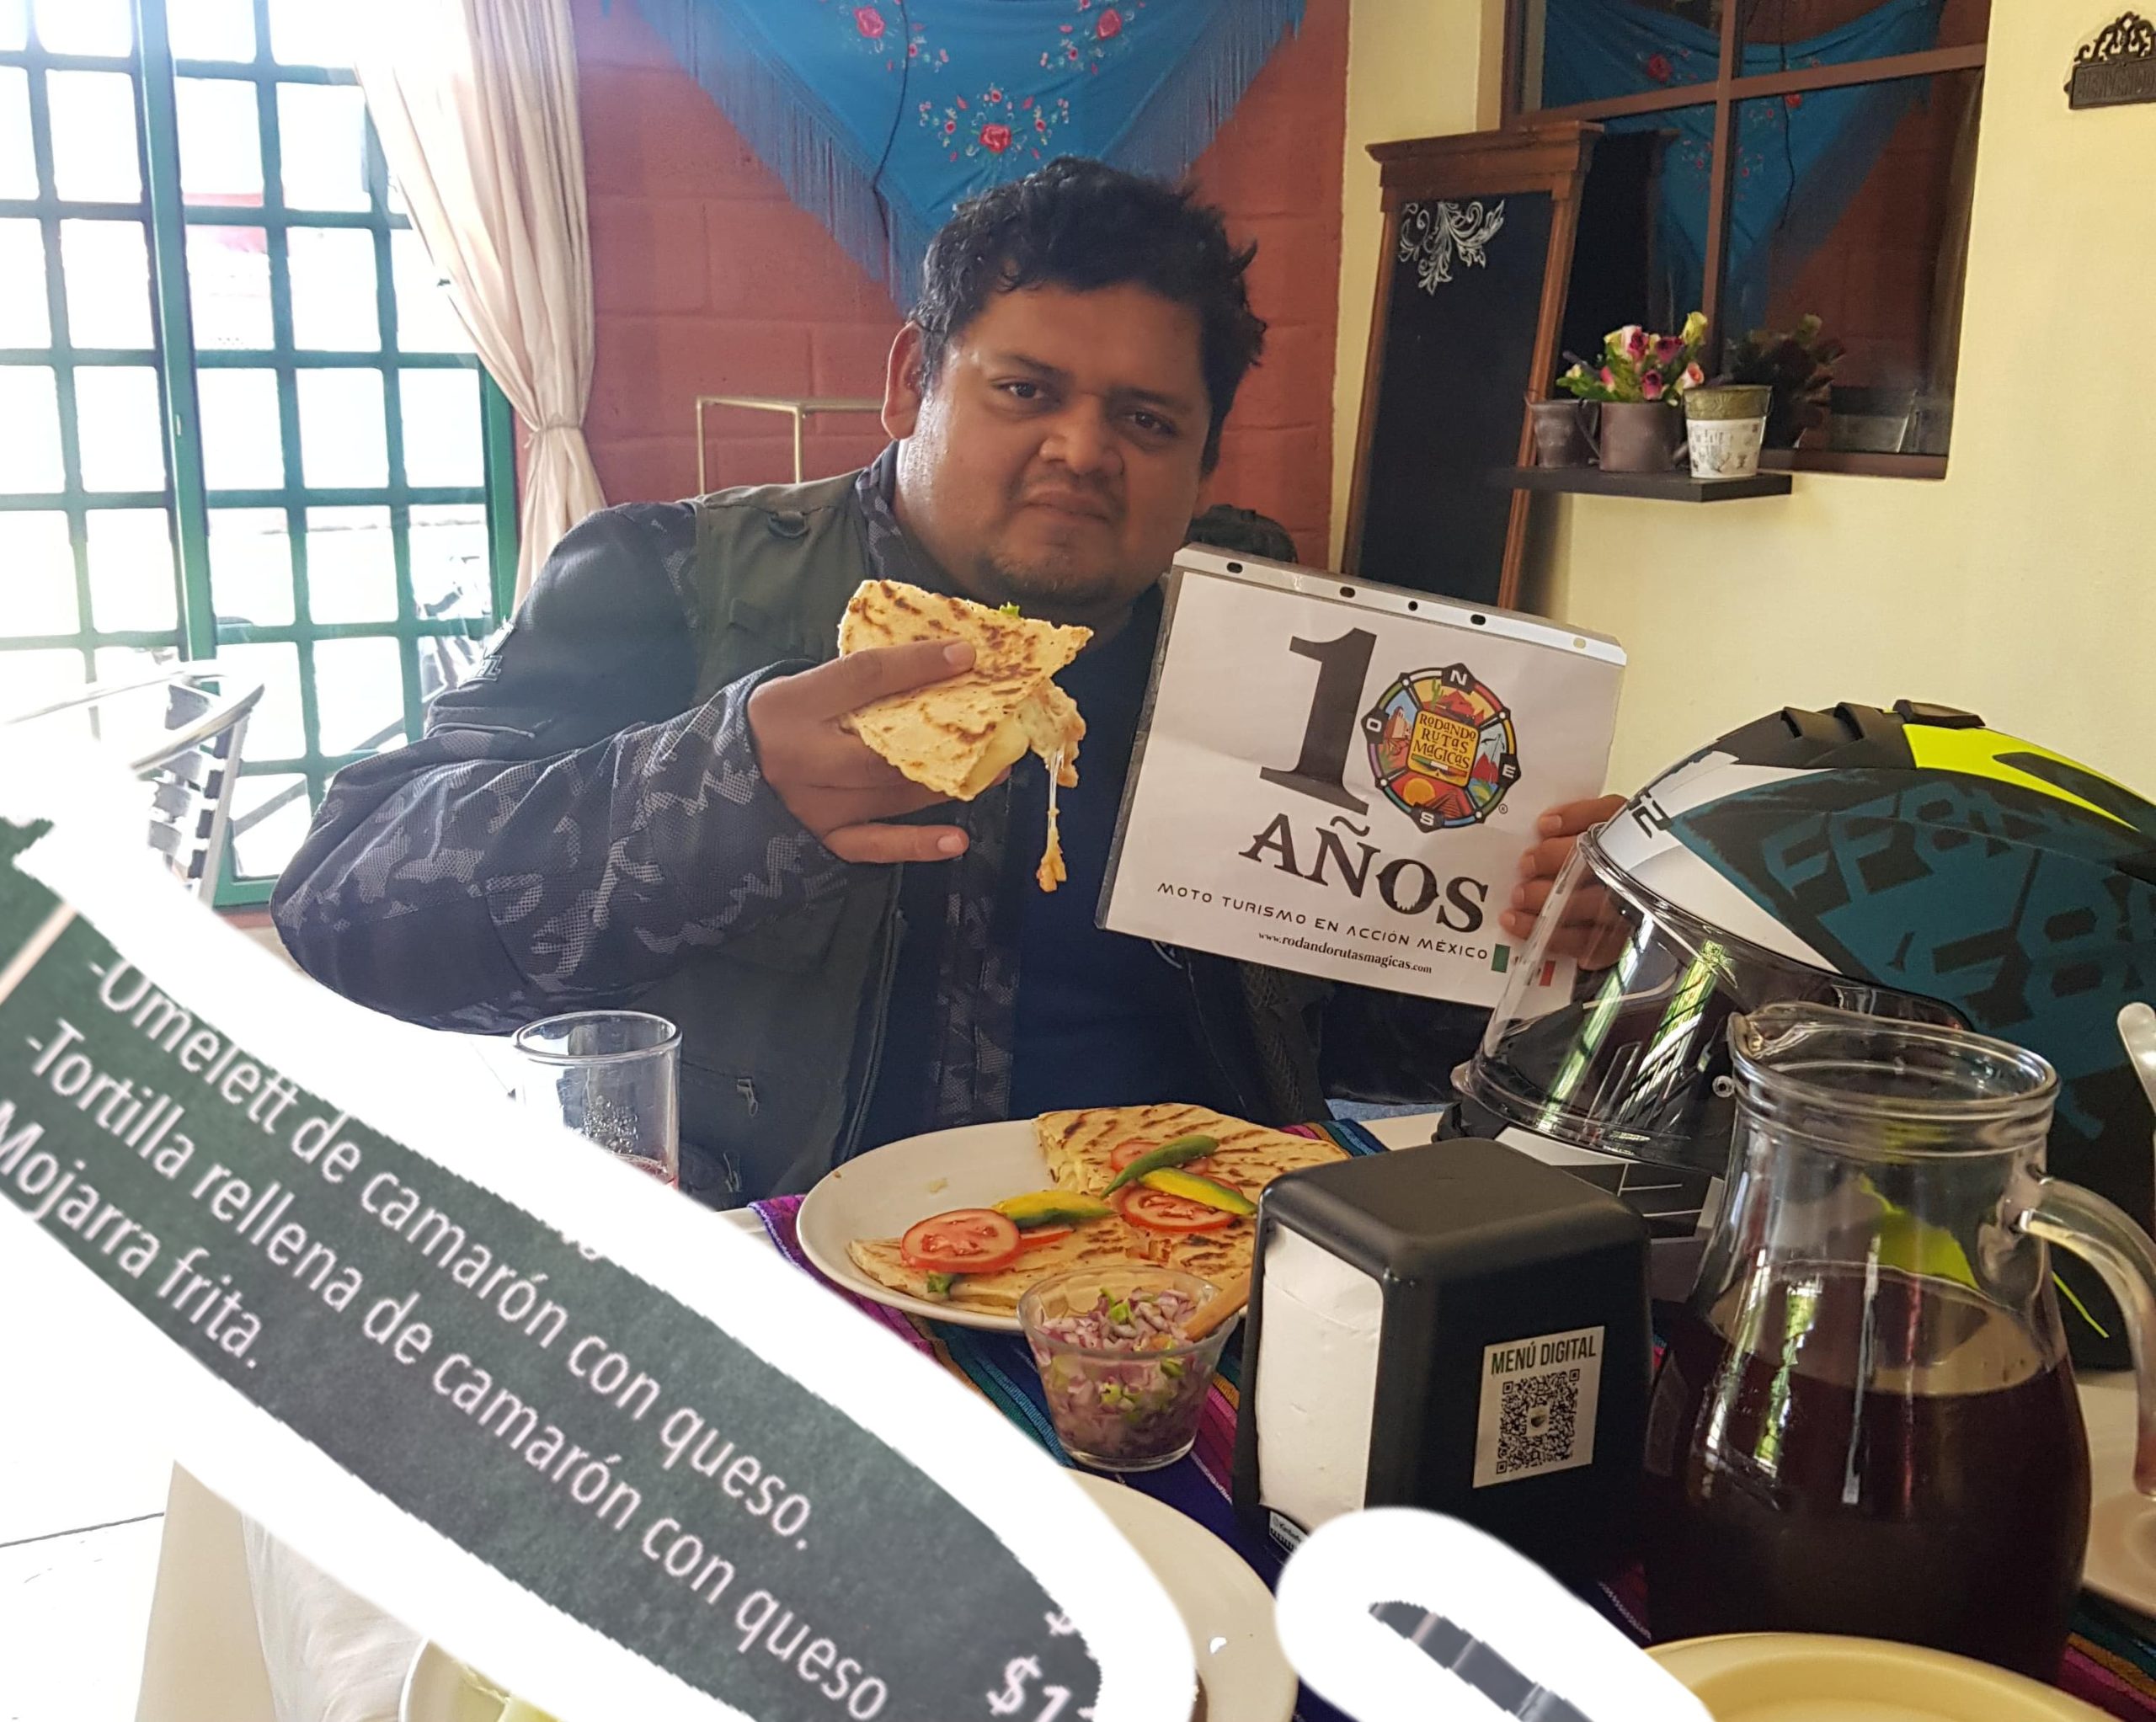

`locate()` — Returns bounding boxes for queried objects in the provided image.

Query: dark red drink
[1644,1266,2089,1679]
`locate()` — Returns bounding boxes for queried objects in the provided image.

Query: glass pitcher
[1643,1001,2156,1680]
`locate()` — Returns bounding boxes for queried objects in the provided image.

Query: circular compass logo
[1362,664,1521,831]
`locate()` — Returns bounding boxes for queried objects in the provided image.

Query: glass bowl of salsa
[1018,1266,1228,1472]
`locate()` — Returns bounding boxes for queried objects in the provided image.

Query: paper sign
[1102,552,1625,1006]
[0,748,1195,1722]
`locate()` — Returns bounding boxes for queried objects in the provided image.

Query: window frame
[1500,0,1988,480]
[0,0,519,908]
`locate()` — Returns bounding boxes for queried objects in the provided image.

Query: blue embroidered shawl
[628,0,1306,300]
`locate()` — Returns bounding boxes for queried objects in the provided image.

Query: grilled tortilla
[846,1215,1164,1316]
[1038,1104,1348,1200]
[846,1106,1350,1316]
[836,579,1088,888]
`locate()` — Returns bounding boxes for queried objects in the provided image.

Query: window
[0,0,515,902]
[1508,0,1988,476]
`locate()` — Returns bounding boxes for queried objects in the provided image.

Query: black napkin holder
[1231,1139,1651,1584]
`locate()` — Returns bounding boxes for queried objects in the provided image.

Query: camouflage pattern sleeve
[268,502,847,1032]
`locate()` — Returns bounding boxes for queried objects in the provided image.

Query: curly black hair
[912,157,1266,471]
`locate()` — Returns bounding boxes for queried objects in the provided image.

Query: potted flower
[1556,313,1709,472]
[1720,314,1844,449]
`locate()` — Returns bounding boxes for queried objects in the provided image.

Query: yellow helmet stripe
[1904,727,2141,830]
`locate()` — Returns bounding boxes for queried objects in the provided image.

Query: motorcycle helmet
[1454,700,2156,1365]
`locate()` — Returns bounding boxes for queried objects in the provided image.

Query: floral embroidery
[822,0,943,72]
[1637,42,1706,88]
[921,86,1072,163]
[1048,0,1145,72]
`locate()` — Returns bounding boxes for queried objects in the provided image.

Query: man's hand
[748,640,982,865]
[1501,793,1628,963]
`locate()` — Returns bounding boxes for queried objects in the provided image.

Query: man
[273,160,1619,1207]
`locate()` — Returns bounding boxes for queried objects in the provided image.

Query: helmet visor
[1454,830,1963,1174]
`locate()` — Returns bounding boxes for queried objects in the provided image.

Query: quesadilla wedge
[844,1105,1350,1318]
[846,1213,1163,1316]
[836,579,1089,890]
[1038,1104,1348,1200]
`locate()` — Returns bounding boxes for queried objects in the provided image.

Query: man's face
[883,281,1213,630]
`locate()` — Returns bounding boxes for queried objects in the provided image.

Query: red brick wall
[570,0,1348,561]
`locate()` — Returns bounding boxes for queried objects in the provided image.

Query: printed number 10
[1259,629,1375,815]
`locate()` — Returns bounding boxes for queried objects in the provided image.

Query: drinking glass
[510,1010,680,1186]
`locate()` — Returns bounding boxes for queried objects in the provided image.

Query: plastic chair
[4,661,265,902]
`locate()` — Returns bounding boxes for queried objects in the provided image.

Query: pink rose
[1641,371,1667,402]
[1652,335,1684,366]
[1681,363,1706,389]
[1598,366,1618,389]
[1617,325,1649,362]
[854,6,884,39]
[981,122,1012,152]
[1097,7,1123,37]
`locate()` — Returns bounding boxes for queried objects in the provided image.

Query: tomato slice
[1016,1224,1075,1252]
[900,1208,1022,1273]
[1108,1138,1218,1179]
[1118,1186,1238,1234]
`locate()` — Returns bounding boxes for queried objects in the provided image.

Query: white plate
[2079,1368,2156,1621]
[398,1476,1294,1722]
[1072,1474,1294,1719]
[796,1121,1048,1331]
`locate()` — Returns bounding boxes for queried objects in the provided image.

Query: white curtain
[358,0,606,604]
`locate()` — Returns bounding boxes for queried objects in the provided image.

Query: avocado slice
[1102,1133,1219,1195]
[922,1272,961,1298]
[995,1190,1115,1229]
[1139,1168,1256,1217]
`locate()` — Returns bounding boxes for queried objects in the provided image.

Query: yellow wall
[1329,0,1502,569]
[1333,3,2156,797]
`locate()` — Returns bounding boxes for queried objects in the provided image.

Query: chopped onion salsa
[1024,1286,1219,1470]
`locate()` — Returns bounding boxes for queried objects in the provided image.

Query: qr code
[1494,1368,1581,1477]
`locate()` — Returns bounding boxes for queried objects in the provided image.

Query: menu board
[1102,550,1625,1008]
[1352,189,1558,608]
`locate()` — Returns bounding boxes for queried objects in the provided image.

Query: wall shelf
[1492,466,1794,502]
[1760,450,1947,481]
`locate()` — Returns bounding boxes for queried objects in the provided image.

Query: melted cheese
[1037,751,1067,893]
[958,717,1032,797]
[1018,688,1081,892]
